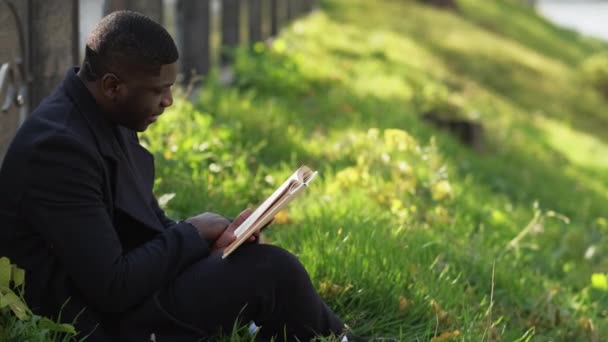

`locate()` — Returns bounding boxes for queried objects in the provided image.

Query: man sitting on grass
[0,11,362,341]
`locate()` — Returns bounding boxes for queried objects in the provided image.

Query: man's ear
[100,73,122,101]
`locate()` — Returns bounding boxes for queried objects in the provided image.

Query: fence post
[287,0,297,20]
[292,0,309,19]
[239,0,249,46]
[176,0,210,86]
[248,0,262,43]
[304,0,314,12]
[103,0,163,24]
[260,0,271,40]
[221,0,241,64]
[0,0,29,163]
[129,0,163,23]
[270,0,287,36]
[270,0,279,36]
[29,0,79,110]
[103,0,127,14]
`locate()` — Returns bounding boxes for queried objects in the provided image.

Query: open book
[222,165,318,258]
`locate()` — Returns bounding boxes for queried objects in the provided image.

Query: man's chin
[134,123,151,132]
[126,121,151,132]
[138,115,160,131]
[123,116,159,132]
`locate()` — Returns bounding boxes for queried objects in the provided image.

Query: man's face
[111,62,177,132]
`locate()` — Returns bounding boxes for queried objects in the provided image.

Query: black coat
[0,68,210,341]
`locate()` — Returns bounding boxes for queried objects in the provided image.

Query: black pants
[157,243,344,341]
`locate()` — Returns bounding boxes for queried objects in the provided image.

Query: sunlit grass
[142,0,608,340]
[537,116,608,170]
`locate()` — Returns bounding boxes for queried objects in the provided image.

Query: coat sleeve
[150,196,178,228]
[23,133,210,313]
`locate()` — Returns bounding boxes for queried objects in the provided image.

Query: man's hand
[185,212,231,243]
[212,208,259,254]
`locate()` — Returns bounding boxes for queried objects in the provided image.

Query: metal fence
[0,0,316,162]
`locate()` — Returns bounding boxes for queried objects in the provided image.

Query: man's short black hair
[82,10,178,81]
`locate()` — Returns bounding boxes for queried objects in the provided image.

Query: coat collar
[61,68,123,160]
[61,68,165,233]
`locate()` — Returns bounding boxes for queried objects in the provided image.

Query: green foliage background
[145,0,608,340]
[4,0,608,340]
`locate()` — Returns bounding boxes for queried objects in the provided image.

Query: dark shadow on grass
[414,40,608,145]
[321,0,608,144]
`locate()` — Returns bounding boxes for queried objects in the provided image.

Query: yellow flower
[591,273,608,290]
[431,180,452,201]
[384,129,416,151]
[274,209,291,224]
[272,39,287,54]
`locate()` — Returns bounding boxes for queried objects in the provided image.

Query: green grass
[142,0,608,340]
[0,258,78,341]
[4,1,607,340]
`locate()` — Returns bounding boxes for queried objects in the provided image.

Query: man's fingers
[220,208,256,246]
[236,208,253,222]
[215,232,236,250]
[229,208,254,230]
[261,218,274,231]
[248,230,260,242]
[224,233,236,245]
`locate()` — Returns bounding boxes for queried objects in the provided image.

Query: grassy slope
[144,0,608,340]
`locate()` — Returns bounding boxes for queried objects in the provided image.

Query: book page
[222,166,317,258]
[232,178,295,237]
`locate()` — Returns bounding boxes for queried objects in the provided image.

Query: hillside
[144,0,608,340]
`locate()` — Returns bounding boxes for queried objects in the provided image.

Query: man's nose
[161,91,173,108]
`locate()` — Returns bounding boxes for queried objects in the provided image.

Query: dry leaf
[430,330,461,342]
[399,295,409,313]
